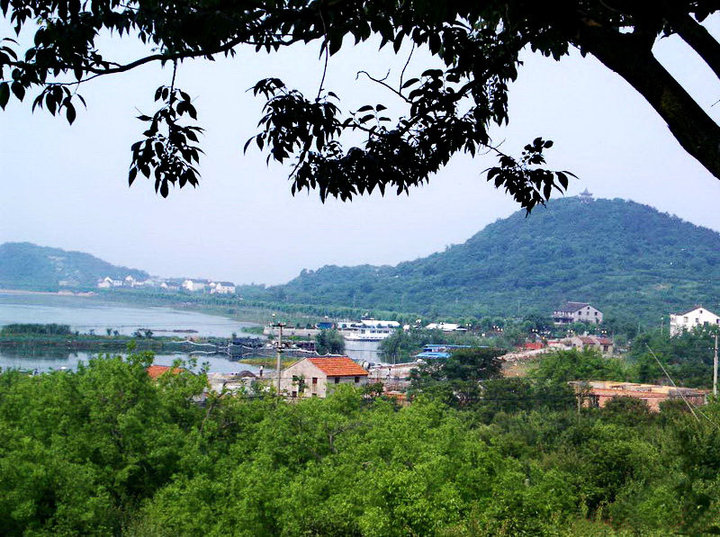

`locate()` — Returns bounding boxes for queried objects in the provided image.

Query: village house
[280,356,369,398]
[207,371,257,394]
[160,279,182,291]
[97,276,124,288]
[209,281,236,294]
[570,381,707,412]
[562,335,614,355]
[552,302,603,325]
[669,306,720,336]
[182,279,209,292]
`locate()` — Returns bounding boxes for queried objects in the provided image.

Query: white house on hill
[280,356,369,398]
[670,306,720,336]
[553,302,603,325]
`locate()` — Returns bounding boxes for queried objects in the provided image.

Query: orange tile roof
[308,357,369,377]
[146,365,184,380]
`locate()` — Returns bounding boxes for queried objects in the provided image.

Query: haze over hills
[3,196,720,322]
[272,196,720,320]
[0,242,149,291]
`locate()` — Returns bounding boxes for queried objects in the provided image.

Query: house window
[291,391,297,398]
[312,377,318,385]
[354,376,360,383]
[334,377,340,384]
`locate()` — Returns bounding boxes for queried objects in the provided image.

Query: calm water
[0,349,265,375]
[0,292,258,337]
[0,293,264,373]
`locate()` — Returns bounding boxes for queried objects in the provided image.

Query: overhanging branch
[668,13,720,81]
[577,26,720,180]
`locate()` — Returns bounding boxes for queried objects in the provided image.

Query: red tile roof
[146,365,184,380]
[308,357,369,377]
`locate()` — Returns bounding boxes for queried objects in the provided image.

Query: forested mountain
[0,242,148,291]
[275,197,720,320]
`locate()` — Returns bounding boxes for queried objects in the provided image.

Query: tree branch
[668,13,720,81]
[356,70,410,103]
[577,26,720,180]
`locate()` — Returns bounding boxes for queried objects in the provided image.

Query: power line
[646,344,700,422]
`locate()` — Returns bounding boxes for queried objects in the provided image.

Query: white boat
[337,319,400,342]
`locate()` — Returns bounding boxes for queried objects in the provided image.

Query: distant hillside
[0,242,149,291]
[274,197,720,320]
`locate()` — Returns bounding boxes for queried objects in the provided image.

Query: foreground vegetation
[1,353,719,536]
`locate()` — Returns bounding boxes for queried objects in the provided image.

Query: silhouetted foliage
[3,1,719,204]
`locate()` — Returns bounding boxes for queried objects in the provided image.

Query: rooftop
[571,380,706,396]
[146,365,185,380]
[556,301,591,313]
[308,356,369,377]
[675,305,718,317]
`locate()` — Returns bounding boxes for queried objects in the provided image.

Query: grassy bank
[237,356,299,368]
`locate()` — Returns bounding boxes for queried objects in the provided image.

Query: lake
[0,292,264,373]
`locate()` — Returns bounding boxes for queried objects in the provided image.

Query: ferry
[337,319,401,342]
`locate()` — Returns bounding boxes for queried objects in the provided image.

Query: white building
[553,302,603,325]
[209,281,236,294]
[97,276,123,288]
[182,279,207,292]
[336,319,401,341]
[670,306,720,336]
[425,322,466,332]
[280,356,369,398]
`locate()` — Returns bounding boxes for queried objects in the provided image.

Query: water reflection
[0,348,265,375]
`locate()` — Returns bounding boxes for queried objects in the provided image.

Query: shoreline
[0,288,97,297]
[0,288,267,329]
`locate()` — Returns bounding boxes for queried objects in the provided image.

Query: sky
[1,17,720,285]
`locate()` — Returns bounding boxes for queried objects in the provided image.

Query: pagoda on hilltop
[578,188,594,203]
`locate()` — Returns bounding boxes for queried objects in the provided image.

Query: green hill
[0,242,149,291]
[274,197,720,321]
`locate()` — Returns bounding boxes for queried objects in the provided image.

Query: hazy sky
[2,17,719,285]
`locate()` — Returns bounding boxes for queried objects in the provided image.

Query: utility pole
[714,333,718,397]
[271,320,286,395]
